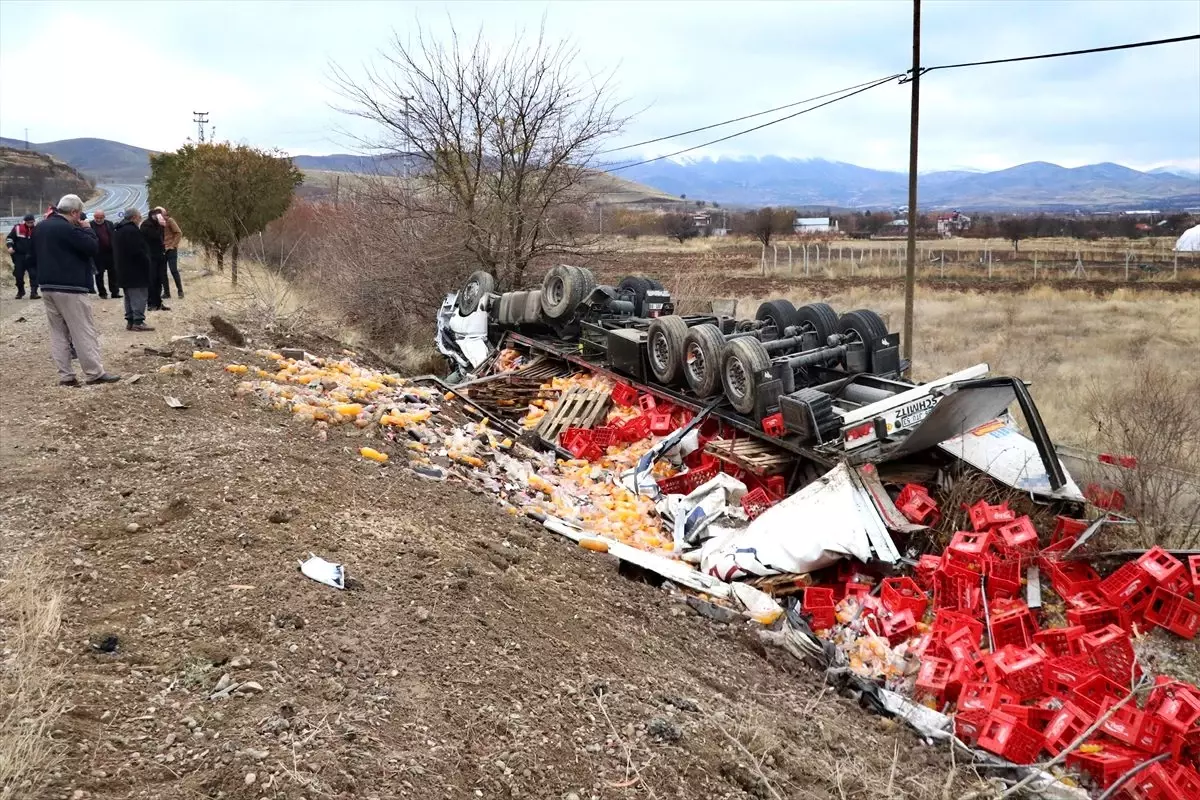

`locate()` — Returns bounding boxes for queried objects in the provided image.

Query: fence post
[987,249,993,280]
[1174,252,1178,279]
[940,251,945,278]
[1125,251,1130,282]
[787,244,793,274]
[773,243,778,272]
[760,243,766,276]
[804,245,810,276]
[1033,252,1038,280]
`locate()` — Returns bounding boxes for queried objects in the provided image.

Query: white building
[793,217,838,234]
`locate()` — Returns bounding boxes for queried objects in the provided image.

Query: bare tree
[330,23,628,289]
[736,207,793,247]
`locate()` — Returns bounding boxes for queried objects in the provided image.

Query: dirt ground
[0,269,980,799]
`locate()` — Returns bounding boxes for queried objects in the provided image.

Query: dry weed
[0,554,65,799]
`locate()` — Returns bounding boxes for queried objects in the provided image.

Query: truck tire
[575,267,598,303]
[837,309,889,344]
[755,299,797,333]
[647,315,689,385]
[682,323,726,397]
[618,275,659,314]
[541,265,587,320]
[457,270,495,317]
[795,302,839,344]
[722,337,771,415]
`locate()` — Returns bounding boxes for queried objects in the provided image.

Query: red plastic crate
[995,515,1039,553]
[648,410,674,434]
[1138,546,1186,588]
[1099,561,1156,613]
[896,484,940,526]
[933,570,982,613]
[1066,589,1106,609]
[1188,555,1200,595]
[964,500,1016,532]
[946,659,977,701]
[740,487,777,521]
[1067,745,1136,788]
[1146,680,1200,732]
[948,529,992,559]
[1144,586,1187,633]
[590,426,618,448]
[1072,673,1129,717]
[1067,602,1126,633]
[931,609,984,644]
[1052,515,1089,544]
[987,556,1023,598]
[954,709,990,745]
[881,576,929,620]
[1043,702,1095,755]
[764,474,786,497]
[1044,654,1101,697]
[1082,625,1140,687]
[1045,559,1103,599]
[976,710,1044,764]
[915,656,954,706]
[1086,484,1126,511]
[958,681,1018,714]
[616,415,650,442]
[994,645,1047,701]
[915,554,943,589]
[760,412,785,437]
[1171,763,1200,796]
[637,394,657,412]
[1034,625,1088,658]
[802,587,836,630]
[944,626,987,674]
[1164,594,1200,639]
[1098,699,1168,753]
[881,609,918,646]
[990,605,1037,649]
[1123,762,1189,800]
[610,382,638,408]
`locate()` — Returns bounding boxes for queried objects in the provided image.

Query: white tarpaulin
[938,418,1085,501]
[1176,223,1200,252]
[699,463,896,582]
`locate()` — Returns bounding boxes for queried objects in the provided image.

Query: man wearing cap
[89,209,119,299]
[159,207,184,299]
[32,194,120,386]
[5,213,39,299]
[112,208,154,332]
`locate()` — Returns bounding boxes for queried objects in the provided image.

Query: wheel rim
[548,277,564,305]
[725,357,748,400]
[685,342,707,385]
[462,281,481,310]
[651,331,670,372]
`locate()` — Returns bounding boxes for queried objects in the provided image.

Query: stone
[239,681,264,694]
[244,772,257,785]
[125,523,140,533]
[415,607,431,624]
[647,718,682,743]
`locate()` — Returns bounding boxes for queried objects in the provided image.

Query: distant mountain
[1149,166,1200,180]
[0,137,154,183]
[0,146,95,215]
[613,156,1200,211]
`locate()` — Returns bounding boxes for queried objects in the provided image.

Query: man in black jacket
[112,208,154,331]
[141,209,170,311]
[89,210,119,299]
[33,194,120,385]
[5,213,39,299]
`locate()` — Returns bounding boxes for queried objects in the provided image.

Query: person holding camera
[140,207,170,311]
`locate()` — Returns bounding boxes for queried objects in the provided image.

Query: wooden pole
[902,0,921,367]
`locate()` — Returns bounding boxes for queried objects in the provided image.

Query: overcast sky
[1,0,1197,173]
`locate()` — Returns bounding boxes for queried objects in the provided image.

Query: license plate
[893,396,938,431]
[896,407,932,430]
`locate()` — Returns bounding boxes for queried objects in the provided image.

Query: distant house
[793,217,838,235]
[936,211,971,237]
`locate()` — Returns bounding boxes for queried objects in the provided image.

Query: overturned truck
[437,265,1083,511]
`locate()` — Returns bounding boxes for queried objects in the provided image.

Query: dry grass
[729,285,1200,445]
[0,554,66,799]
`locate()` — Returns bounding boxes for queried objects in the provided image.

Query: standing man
[160,207,184,300]
[141,208,169,312]
[89,210,119,299]
[32,194,120,386]
[5,213,39,299]
[112,208,154,332]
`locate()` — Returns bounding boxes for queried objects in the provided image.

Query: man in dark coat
[89,210,119,299]
[33,194,120,385]
[5,213,39,299]
[112,208,155,331]
[141,209,170,311]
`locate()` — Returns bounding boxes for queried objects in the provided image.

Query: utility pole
[193,111,210,143]
[400,96,413,178]
[902,0,921,368]
[24,128,29,150]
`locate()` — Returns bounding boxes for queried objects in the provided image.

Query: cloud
[0,0,1196,172]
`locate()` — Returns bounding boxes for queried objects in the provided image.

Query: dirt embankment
[0,146,96,215]
[0,275,974,799]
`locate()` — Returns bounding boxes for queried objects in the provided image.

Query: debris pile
[194,345,1199,798]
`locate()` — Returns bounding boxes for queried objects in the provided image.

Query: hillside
[0,146,95,216]
[0,137,154,183]
[615,156,1200,211]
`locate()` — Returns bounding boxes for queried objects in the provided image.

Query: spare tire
[457,270,495,317]
[618,275,656,313]
[837,309,889,345]
[682,323,726,397]
[722,337,772,415]
[795,302,839,344]
[541,265,587,320]
[647,315,689,385]
[575,266,598,305]
[755,299,797,333]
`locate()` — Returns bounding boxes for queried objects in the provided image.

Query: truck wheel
[456,270,495,317]
[795,302,839,344]
[722,337,771,415]
[837,309,889,345]
[755,299,797,333]
[618,276,654,312]
[541,265,586,320]
[682,323,725,397]
[575,267,598,303]
[647,315,689,385]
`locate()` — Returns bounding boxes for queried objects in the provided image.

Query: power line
[905,33,1200,81]
[193,111,210,143]
[599,74,899,155]
[602,74,901,174]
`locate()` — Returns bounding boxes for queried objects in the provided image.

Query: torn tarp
[699,463,901,582]
[656,473,749,552]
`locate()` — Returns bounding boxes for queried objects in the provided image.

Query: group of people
[6,203,185,317]
[5,194,191,385]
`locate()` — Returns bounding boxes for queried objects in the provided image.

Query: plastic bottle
[193,351,218,360]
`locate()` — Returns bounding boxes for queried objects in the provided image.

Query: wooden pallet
[704,436,793,476]
[536,386,611,443]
